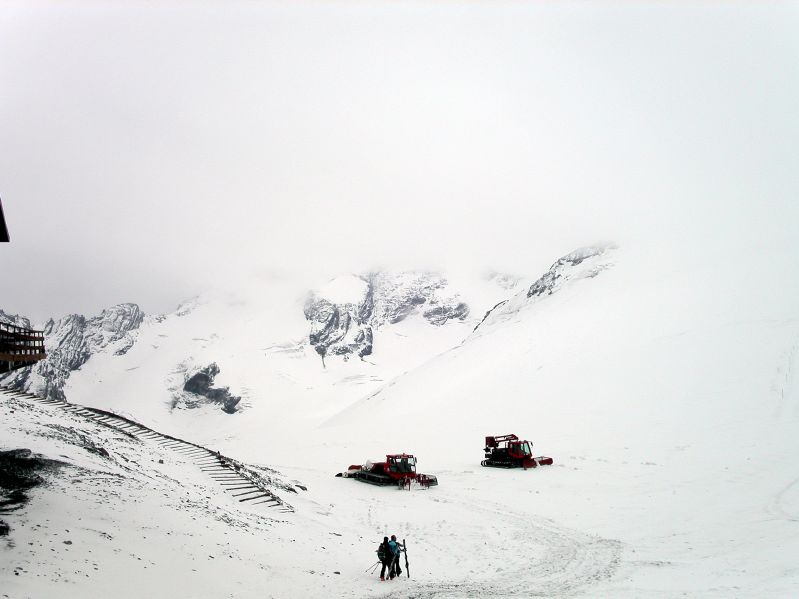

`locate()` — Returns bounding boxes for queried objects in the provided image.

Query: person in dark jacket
[378,536,392,581]
[388,535,403,578]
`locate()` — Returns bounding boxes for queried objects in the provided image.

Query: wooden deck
[0,321,46,373]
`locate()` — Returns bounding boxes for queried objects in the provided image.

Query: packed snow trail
[400,499,622,598]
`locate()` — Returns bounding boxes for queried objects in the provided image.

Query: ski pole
[364,561,381,574]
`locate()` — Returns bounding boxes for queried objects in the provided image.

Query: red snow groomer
[482,434,553,469]
[337,453,438,489]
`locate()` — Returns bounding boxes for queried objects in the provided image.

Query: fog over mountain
[1,1,797,320]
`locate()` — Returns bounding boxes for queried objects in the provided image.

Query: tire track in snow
[772,337,799,419]
[406,496,622,598]
[768,476,799,524]
[767,337,799,523]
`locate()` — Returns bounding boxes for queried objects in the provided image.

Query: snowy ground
[0,391,621,599]
[3,245,799,597]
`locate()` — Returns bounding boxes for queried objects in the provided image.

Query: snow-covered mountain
[0,303,144,401]
[304,272,470,363]
[0,308,32,329]
[474,245,616,331]
[317,243,799,597]
[1,270,519,425]
[3,245,798,598]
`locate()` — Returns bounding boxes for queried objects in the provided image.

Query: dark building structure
[0,197,9,242]
[0,322,46,374]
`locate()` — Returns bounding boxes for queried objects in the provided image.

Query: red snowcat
[337,453,438,488]
[482,434,553,469]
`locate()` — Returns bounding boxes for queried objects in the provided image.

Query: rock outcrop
[180,363,241,414]
[527,246,612,298]
[304,276,375,363]
[0,309,32,329]
[0,448,63,537]
[304,272,471,363]
[474,245,616,332]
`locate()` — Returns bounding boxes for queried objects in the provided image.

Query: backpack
[377,542,387,561]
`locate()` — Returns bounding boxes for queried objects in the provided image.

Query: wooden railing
[0,322,46,373]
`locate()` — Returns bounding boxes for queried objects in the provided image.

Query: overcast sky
[1,1,797,321]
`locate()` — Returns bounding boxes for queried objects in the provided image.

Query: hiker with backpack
[388,535,403,579]
[377,536,392,581]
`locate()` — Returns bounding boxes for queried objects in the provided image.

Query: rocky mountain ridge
[304,271,470,363]
[473,245,616,332]
[0,303,144,401]
[1,256,607,402]
[0,309,32,329]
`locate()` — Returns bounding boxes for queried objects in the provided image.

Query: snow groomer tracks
[1,386,293,513]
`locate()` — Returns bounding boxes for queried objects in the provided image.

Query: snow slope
[3,244,799,598]
[320,243,799,597]
[59,271,518,454]
[0,391,371,599]
[0,388,622,599]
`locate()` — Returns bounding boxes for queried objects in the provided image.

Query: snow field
[4,244,799,597]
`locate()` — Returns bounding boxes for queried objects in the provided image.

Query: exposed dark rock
[85,446,110,459]
[423,302,469,326]
[474,299,509,332]
[387,295,426,324]
[527,247,609,298]
[0,449,63,529]
[304,277,375,364]
[473,245,615,333]
[183,363,241,414]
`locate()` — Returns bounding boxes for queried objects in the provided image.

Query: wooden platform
[0,321,46,373]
